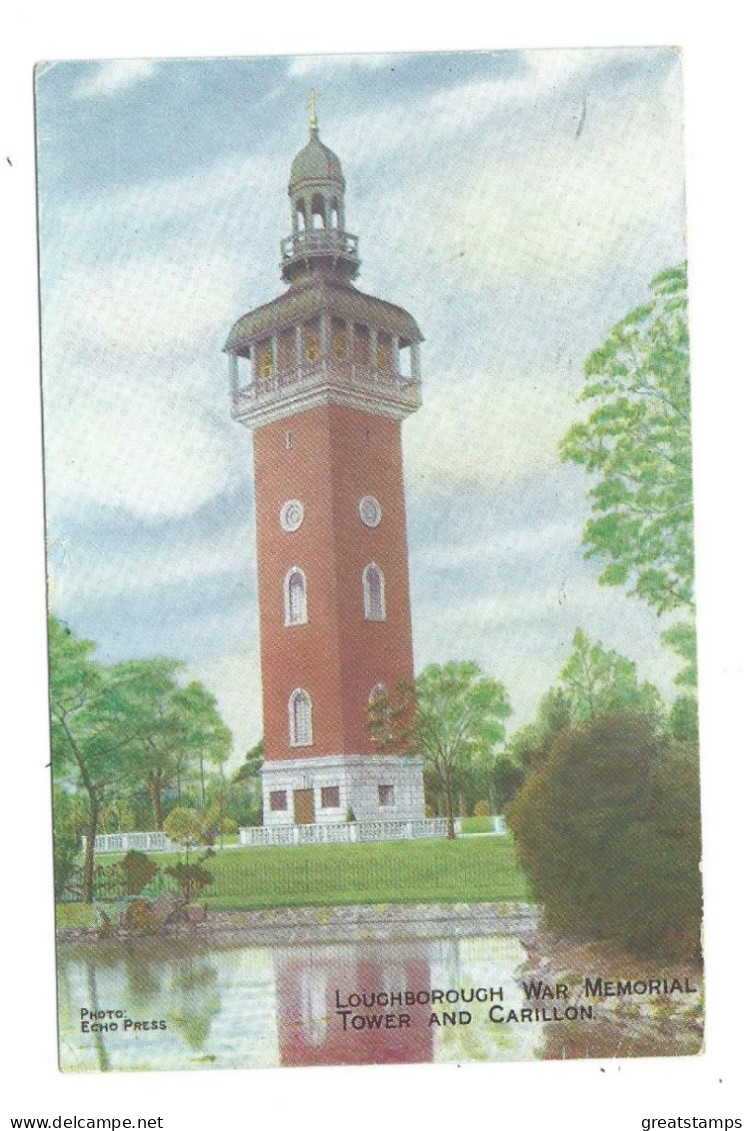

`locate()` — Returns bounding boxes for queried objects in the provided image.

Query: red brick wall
[253,402,415,762]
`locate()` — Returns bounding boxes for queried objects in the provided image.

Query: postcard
[36,48,702,1072]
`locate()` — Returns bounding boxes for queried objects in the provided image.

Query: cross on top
[306,89,319,132]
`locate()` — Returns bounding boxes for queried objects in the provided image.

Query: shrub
[92,860,126,900]
[164,807,204,857]
[219,817,238,836]
[425,804,436,818]
[119,851,159,896]
[490,756,526,809]
[473,800,491,817]
[121,899,159,935]
[165,849,215,903]
[507,711,702,959]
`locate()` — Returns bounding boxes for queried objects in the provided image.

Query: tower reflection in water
[58,935,535,1071]
[274,942,433,1066]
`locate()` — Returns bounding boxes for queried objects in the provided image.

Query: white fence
[87,832,180,855]
[239,817,459,847]
[89,815,507,854]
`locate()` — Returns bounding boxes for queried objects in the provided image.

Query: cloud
[287,53,394,78]
[73,60,158,100]
[49,518,256,608]
[405,365,579,490]
[42,347,242,520]
[413,517,579,571]
[38,156,281,521]
[350,51,684,298]
[43,243,244,355]
[429,76,684,290]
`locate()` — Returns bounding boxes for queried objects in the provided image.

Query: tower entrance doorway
[293,789,315,825]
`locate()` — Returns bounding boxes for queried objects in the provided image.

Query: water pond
[58,934,545,1071]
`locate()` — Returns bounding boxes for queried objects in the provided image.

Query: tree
[560,263,692,615]
[178,682,232,809]
[558,629,663,724]
[123,660,185,830]
[51,785,88,900]
[232,738,263,784]
[488,756,525,813]
[48,618,167,903]
[369,662,512,838]
[506,631,664,778]
[130,677,232,828]
[164,807,204,863]
[228,738,264,827]
[560,264,697,691]
[660,620,698,692]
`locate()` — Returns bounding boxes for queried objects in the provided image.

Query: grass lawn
[56,903,98,929]
[61,834,532,916]
[460,816,494,834]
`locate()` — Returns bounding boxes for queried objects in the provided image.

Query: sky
[35,47,688,766]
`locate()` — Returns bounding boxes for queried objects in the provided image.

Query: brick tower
[225,102,425,828]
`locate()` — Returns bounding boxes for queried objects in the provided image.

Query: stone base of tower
[261,754,425,827]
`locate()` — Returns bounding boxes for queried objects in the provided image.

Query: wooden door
[293,788,314,825]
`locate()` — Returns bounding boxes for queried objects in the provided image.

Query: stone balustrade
[87,816,506,853]
[86,832,180,854]
[239,817,460,847]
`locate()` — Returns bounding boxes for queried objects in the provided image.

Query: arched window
[363,563,386,621]
[330,199,339,228]
[284,567,307,626]
[311,194,326,229]
[295,200,307,233]
[288,689,313,747]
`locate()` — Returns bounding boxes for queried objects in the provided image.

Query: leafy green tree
[163,806,204,862]
[48,618,164,903]
[122,660,185,830]
[232,738,263,783]
[560,264,692,616]
[369,662,512,838]
[660,620,698,691]
[559,629,663,723]
[130,676,232,828]
[229,738,264,826]
[489,755,526,812]
[178,682,232,809]
[560,264,698,694]
[668,694,699,743]
[51,785,88,899]
[507,631,664,778]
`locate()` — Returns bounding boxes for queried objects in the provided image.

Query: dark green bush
[507,711,702,958]
[165,849,215,902]
[119,851,159,896]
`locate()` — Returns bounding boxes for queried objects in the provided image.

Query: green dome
[289,129,344,192]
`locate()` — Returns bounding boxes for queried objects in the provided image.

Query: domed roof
[289,129,344,193]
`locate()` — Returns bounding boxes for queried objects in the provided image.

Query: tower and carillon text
[225,102,425,829]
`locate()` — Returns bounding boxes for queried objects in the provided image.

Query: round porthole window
[359,496,382,528]
[280,499,305,532]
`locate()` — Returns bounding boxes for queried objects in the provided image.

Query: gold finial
[306,89,319,133]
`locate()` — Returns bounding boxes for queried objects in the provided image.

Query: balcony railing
[280,228,359,263]
[232,356,421,421]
